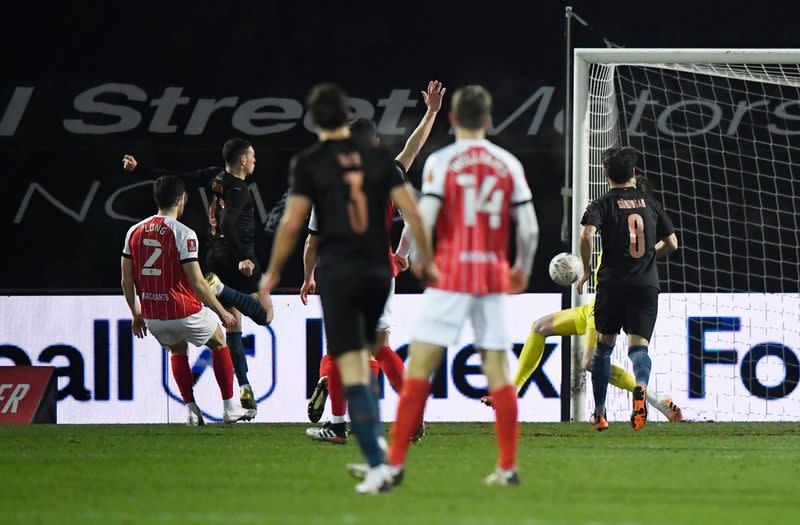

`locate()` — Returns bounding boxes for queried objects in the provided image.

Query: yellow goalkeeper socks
[512,330,546,389]
[610,365,636,392]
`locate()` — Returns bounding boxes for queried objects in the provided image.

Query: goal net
[572,50,800,422]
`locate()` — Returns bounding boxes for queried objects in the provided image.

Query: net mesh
[580,59,800,422]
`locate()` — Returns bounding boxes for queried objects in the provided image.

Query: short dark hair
[222,138,252,166]
[602,147,638,183]
[349,118,377,145]
[307,83,349,130]
[153,175,186,209]
[634,173,653,194]
[452,85,492,130]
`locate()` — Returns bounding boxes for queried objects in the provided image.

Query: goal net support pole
[571,49,800,422]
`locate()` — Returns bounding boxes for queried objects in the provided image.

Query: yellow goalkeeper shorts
[550,299,596,338]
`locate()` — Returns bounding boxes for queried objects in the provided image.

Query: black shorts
[206,240,260,296]
[316,263,391,358]
[594,285,659,341]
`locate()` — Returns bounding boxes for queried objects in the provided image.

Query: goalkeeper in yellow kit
[480,290,683,422]
[482,174,684,423]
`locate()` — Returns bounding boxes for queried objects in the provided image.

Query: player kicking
[120,175,256,425]
[122,141,274,414]
[349,86,538,487]
[577,146,678,431]
[259,83,435,494]
[481,235,683,423]
[303,81,446,444]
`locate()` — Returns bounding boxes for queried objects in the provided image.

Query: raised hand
[122,155,138,172]
[422,80,446,113]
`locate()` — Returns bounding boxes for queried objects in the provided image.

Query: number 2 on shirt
[628,213,645,258]
[343,171,368,234]
[142,238,163,276]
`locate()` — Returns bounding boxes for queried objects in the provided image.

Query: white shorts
[413,288,509,351]
[145,307,220,348]
[376,278,395,332]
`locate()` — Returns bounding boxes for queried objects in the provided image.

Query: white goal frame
[569,48,800,420]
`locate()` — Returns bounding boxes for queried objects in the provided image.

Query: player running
[349,86,538,487]
[577,146,679,431]
[120,175,256,425]
[303,81,446,444]
[259,83,435,494]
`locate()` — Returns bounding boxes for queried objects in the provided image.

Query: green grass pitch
[1,422,798,524]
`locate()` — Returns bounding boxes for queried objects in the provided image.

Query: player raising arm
[121,176,255,425]
[576,147,678,431]
[348,86,538,488]
[301,81,445,444]
[259,83,435,494]
[122,143,274,415]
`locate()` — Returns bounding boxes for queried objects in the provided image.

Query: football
[548,252,582,286]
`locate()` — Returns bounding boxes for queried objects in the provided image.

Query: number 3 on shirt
[343,171,368,234]
[456,174,504,229]
[628,213,645,258]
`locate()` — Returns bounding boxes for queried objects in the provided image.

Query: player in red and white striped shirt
[121,175,255,425]
[377,86,539,487]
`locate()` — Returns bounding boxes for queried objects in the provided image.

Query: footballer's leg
[582,321,683,422]
[308,354,331,423]
[387,341,443,477]
[482,305,585,408]
[481,348,520,486]
[591,288,625,431]
[372,281,405,395]
[168,342,204,426]
[224,308,258,412]
[206,272,271,326]
[206,248,256,411]
[319,269,393,494]
[473,294,520,486]
[370,282,423,442]
[373,330,405,394]
[339,349,393,494]
[625,287,658,431]
[306,356,348,443]
[627,334,651,431]
[205,326,255,423]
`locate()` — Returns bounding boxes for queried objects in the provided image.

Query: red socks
[388,378,431,466]
[319,353,333,378]
[491,384,519,470]
[170,354,195,404]
[320,354,386,418]
[211,347,235,401]
[326,357,347,418]
[375,346,405,393]
[369,359,380,379]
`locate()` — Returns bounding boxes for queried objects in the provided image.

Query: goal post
[571,49,800,422]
